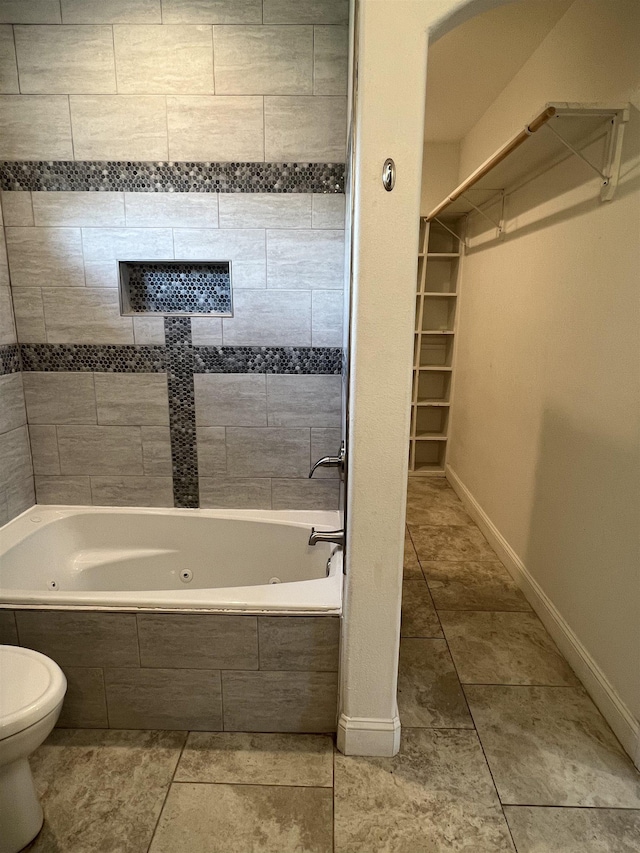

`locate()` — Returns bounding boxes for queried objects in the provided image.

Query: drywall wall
[448,0,640,730]
[420,142,460,215]
[339,0,509,755]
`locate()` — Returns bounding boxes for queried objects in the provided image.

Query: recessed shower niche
[118,260,233,317]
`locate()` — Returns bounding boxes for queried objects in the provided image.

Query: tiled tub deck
[0,610,339,732]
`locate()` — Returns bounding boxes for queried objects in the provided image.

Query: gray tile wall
[0,198,34,525]
[22,370,341,509]
[0,1,348,515]
[1,609,340,732]
[0,2,348,161]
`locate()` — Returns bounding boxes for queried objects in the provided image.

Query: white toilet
[0,645,67,853]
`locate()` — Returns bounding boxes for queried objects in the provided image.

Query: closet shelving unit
[409,102,629,476]
[409,216,463,474]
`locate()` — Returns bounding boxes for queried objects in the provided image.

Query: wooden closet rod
[426,105,557,221]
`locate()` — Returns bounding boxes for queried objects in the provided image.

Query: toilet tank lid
[0,645,67,741]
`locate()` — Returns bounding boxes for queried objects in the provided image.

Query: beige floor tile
[401,580,443,638]
[149,782,333,853]
[406,481,473,526]
[440,611,580,686]
[465,685,640,807]
[334,728,515,852]
[504,806,640,853]
[404,526,423,578]
[30,729,186,853]
[397,638,473,728]
[410,524,496,562]
[406,477,461,505]
[175,732,333,786]
[423,560,531,611]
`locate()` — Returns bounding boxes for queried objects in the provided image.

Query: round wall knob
[382,158,396,191]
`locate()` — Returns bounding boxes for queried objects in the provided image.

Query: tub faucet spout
[309,441,346,479]
[308,528,344,547]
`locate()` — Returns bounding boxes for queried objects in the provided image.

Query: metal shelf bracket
[460,190,505,236]
[542,108,629,201]
[433,217,467,250]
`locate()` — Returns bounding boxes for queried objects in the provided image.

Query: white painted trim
[446,463,640,770]
[336,712,401,756]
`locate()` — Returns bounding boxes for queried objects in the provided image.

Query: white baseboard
[336,713,401,756]
[446,463,640,771]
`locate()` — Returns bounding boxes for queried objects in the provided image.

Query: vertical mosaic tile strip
[165,317,199,509]
[121,261,232,316]
[0,162,345,194]
[0,344,21,376]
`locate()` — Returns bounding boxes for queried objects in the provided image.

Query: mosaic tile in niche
[0,162,345,194]
[121,262,232,316]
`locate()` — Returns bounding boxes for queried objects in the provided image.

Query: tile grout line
[211,25,216,94]
[500,803,640,811]
[219,669,226,731]
[11,23,20,94]
[146,731,189,853]
[160,780,337,790]
[461,682,583,688]
[436,598,519,846]
[331,743,336,853]
[101,667,111,729]
[111,25,118,95]
[66,96,76,162]
[404,510,519,837]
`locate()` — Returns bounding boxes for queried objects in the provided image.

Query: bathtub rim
[0,505,343,616]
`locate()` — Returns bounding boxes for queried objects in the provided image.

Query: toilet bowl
[0,645,67,853]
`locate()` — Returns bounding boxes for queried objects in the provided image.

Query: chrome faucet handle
[309,441,346,479]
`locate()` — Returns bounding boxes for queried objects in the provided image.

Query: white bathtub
[0,506,343,614]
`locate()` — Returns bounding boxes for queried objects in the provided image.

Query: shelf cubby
[424,257,459,293]
[418,334,454,367]
[422,297,456,333]
[415,406,449,438]
[414,440,446,473]
[416,369,451,404]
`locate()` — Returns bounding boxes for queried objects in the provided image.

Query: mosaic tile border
[0,344,21,376]
[0,162,345,194]
[19,344,342,375]
[192,346,342,375]
[20,344,166,373]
